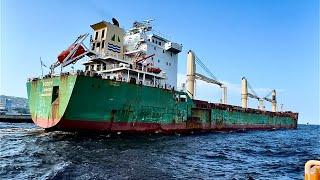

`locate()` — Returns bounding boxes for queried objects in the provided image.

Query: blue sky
[1,0,319,124]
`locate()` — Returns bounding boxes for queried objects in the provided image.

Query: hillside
[0,95,29,114]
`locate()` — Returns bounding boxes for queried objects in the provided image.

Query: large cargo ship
[27,19,298,133]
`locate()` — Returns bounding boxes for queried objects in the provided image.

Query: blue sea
[0,123,319,180]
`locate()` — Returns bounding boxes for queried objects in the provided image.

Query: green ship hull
[26,74,298,133]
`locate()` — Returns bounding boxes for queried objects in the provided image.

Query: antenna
[143,19,155,24]
[40,57,47,77]
[40,57,43,77]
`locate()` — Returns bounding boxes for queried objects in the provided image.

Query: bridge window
[96,42,100,47]
[95,31,98,40]
[102,40,105,48]
[92,43,95,50]
[101,30,105,38]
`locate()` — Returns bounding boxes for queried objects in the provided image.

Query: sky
[0,0,319,124]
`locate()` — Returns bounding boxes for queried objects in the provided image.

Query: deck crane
[241,77,264,110]
[263,89,277,112]
[186,50,227,104]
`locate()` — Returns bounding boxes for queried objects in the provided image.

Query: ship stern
[26,75,77,128]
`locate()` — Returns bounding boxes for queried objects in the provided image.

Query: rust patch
[186,117,202,129]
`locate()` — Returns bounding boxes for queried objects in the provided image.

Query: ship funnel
[241,77,248,108]
[186,50,196,98]
[271,89,277,112]
[112,18,120,27]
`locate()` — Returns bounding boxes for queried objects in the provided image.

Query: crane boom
[186,50,227,104]
[263,89,277,112]
[195,73,223,87]
[242,77,266,110]
[247,93,260,100]
[264,97,272,103]
[247,80,259,97]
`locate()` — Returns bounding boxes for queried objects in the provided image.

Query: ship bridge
[46,18,182,90]
[83,18,182,90]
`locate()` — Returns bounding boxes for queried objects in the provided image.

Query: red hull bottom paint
[33,118,60,129]
[45,119,296,134]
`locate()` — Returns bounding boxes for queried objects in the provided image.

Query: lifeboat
[147,67,162,74]
[57,43,86,63]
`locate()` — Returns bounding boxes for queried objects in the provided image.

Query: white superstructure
[83,19,182,89]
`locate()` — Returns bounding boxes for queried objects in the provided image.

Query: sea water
[0,123,319,179]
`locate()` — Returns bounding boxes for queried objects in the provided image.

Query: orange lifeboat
[57,43,85,63]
